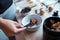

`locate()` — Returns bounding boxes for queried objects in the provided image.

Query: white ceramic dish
[22,14,42,31]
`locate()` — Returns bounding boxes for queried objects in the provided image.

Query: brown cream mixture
[30,18,37,25]
[50,19,60,31]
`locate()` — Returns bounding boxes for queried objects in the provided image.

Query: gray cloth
[0,3,16,40]
[0,3,16,20]
[0,29,9,40]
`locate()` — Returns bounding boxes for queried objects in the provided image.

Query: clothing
[0,29,9,40]
[0,2,16,40]
[0,0,12,14]
[0,3,16,20]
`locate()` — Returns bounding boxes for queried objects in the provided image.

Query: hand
[0,18,26,37]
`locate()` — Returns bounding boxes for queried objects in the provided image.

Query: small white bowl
[22,14,42,31]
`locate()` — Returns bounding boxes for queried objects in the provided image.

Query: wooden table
[15,1,60,40]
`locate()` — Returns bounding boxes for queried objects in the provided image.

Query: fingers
[16,24,23,28]
[17,27,26,32]
[14,21,24,28]
[9,21,26,34]
[14,27,26,34]
[12,27,26,35]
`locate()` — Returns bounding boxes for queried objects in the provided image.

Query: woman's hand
[0,18,26,37]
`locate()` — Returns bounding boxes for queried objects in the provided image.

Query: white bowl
[22,14,42,31]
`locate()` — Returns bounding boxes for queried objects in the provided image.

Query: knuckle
[13,30,18,34]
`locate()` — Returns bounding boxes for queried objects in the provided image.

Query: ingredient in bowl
[48,6,53,12]
[50,19,60,31]
[21,7,31,13]
[30,18,37,25]
[50,19,55,24]
[52,22,60,30]
[39,8,45,16]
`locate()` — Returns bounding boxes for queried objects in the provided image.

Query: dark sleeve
[0,0,13,14]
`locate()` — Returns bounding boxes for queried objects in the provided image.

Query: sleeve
[0,0,13,14]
